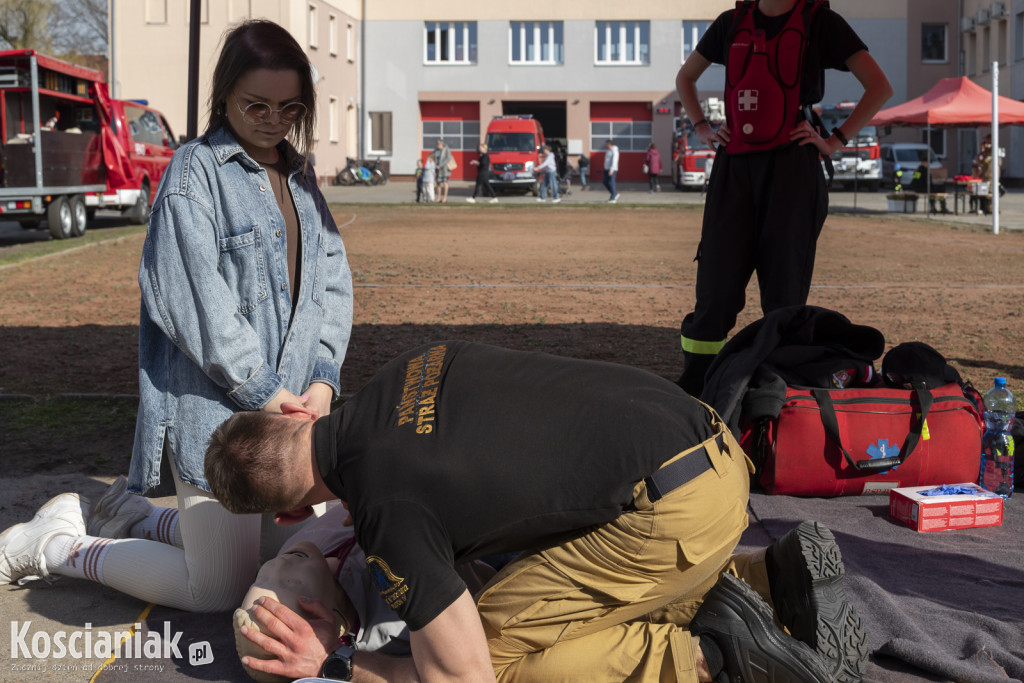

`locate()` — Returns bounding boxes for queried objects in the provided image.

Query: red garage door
[420,101,481,181]
[589,102,652,182]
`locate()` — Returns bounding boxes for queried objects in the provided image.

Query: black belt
[644,433,724,503]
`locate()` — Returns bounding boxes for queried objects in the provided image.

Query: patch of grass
[0,224,147,268]
[3,396,138,443]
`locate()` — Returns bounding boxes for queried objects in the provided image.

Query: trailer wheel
[70,195,88,237]
[129,183,151,224]
[47,197,73,240]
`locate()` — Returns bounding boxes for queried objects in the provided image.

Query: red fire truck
[0,50,178,238]
[671,97,723,190]
[817,101,882,191]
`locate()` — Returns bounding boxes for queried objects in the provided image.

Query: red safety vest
[724,0,823,154]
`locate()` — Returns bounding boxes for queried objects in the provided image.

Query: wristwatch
[320,643,355,681]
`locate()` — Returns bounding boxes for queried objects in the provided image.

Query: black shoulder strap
[725,1,756,48]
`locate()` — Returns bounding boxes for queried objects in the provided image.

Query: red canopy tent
[870,75,1024,233]
[870,76,1024,127]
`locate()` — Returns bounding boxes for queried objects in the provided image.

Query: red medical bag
[742,383,984,496]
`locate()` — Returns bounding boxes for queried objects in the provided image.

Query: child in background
[422,155,437,203]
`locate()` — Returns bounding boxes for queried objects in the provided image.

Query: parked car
[484,115,545,195]
[880,143,944,190]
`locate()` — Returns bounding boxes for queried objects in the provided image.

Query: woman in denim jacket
[0,21,352,611]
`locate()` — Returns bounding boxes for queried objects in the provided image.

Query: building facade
[362,0,912,182]
[960,0,1021,178]
[110,0,360,179]
[110,1,1017,184]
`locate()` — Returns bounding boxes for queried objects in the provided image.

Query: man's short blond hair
[205,411,304,514]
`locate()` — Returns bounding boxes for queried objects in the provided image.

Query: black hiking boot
[691,572,832,682]
[767,521,868,683]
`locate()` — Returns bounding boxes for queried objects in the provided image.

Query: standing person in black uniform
[467,143,498,203]
[675,0,892,396]
[206,341,866,683]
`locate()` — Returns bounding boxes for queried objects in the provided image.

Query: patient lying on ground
[233,504,495,682]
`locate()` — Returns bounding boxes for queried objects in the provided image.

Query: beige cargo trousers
[477,404,769,682]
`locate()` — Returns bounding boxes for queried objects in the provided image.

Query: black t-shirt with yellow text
[313,341,714,630]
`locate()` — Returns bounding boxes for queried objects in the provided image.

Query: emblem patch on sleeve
[366,555,409,609]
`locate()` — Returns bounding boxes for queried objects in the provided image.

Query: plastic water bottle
[979,377,1016,498]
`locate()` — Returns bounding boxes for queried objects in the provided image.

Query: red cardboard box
[889,483,1004,532]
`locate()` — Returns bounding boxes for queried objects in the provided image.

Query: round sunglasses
[233,95,307,125]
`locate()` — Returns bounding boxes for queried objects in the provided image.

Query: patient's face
[242,541,341,619]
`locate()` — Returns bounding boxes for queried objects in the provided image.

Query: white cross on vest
[738,89,759,111]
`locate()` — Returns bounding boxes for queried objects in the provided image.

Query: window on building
[425,22,478,64]
[329,14,337,55]
[309,5,318,48]
[922,129,946,158]
[595,21,650,65]
[982,26,991,70]
[369,112,393,153]
[421,119,480,151]
[589,120,652,151]
[329,96,338,142]
[1016,12,1024,61]
[145,0,167,24]
[682,20,712,61]
[921,24,947,63]
[997,18,1008,65]
[509,21,564,64]
[347,22,355,62]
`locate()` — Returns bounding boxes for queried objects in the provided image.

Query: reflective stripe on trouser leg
[477,408,753,682]
[680,334,726,355]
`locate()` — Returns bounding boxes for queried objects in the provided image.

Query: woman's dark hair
[206,20,317,169]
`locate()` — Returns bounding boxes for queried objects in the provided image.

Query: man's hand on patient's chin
[241,596,335,679]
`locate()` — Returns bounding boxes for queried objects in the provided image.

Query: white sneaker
[489,197,498,203]
[0,493,87,585]
[466,197,476,203]
[88,475,152,539]
[536,198,544,202]
[612,193,620,203]
[552,198,561,203]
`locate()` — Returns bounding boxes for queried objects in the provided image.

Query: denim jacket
[128,126,353,494]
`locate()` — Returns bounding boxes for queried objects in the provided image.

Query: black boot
[677,351,715,397]
[766,521,868,683]
[691,573,832,682]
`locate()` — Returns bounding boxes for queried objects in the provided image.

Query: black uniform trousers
[473,171,497,198]
[679,142,827,395]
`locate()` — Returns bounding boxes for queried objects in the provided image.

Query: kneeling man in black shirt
[207,341,866,683]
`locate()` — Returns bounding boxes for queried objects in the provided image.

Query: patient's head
[233,540,355,682]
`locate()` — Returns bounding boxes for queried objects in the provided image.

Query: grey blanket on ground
[747,491,1024,683]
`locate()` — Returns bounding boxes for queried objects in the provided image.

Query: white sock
[44,535,114,583]
[129,507,180,545]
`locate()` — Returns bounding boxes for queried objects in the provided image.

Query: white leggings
[90,461,310,612]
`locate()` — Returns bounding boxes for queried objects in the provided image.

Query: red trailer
[0,49,178,238]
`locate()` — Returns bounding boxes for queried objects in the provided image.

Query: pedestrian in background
[603,138,620,203]
[422,154,437,203]
[674,0,891,396]
[644,142,663,193]
[414,158,424,203]
[467,142,498,203]
[536,145,560,203]
[433,139,453,203]
[577,152,590,189]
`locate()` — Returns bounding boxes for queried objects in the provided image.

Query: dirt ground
[1,204,1023,457]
